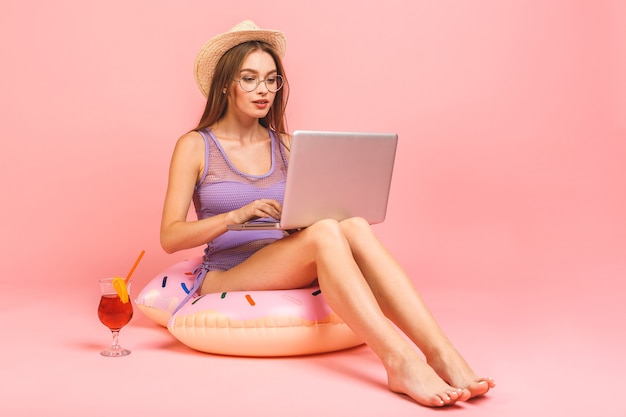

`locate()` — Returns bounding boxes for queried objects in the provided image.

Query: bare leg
[202,219,465,406]
[308,221,465,406]
[338,217,495,399]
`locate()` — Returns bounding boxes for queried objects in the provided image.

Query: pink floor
[2,260,624,417]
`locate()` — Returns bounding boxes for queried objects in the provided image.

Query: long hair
[194,41,289,140]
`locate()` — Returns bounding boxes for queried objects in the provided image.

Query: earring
[222,88,227,94]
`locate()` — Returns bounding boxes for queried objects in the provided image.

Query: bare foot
[385,351,465,407]
[427,347,495,400]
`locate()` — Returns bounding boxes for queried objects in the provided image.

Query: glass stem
[111,330,120,350]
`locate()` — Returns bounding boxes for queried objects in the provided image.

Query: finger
[261,199,282,210]
[259,200,281,219]
[263,206,281,220]
[254,206,277,220]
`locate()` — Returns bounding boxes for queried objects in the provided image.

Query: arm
[160,131,226,253]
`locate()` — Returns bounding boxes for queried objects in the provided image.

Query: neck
[210,117,267,144]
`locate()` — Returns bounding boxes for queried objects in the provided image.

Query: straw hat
[194,20,287,98]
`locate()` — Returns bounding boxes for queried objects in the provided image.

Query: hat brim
[194,29,286,98]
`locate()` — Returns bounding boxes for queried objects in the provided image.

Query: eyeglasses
[235,74,284,93]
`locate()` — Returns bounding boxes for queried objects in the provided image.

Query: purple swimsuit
[193,128,289,271]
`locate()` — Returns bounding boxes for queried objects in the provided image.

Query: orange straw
[124,250,145,284]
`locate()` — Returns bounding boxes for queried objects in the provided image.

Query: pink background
[1,1,625,416]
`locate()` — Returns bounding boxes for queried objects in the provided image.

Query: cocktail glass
[97,277,133,357]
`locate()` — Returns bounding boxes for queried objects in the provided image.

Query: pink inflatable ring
[135,257,363,356]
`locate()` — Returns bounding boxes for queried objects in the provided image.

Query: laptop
[227,130,398,231]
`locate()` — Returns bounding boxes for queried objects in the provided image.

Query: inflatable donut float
[135,257,363,356]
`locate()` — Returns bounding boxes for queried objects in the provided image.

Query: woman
[160,20,494,408]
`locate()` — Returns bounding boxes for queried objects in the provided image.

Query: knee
[306,218,346,248]
[308,218,343,237]
[307,217,372,244]
[305,217,371,249]
[309,217,370,236]
[339,216,371,235]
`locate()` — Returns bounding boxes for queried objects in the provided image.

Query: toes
[457,388,472,402]
[446,389,464,401]
[468,380,491,398]
[480,377,496,388]
[436,390,464,407]
[434,393,450,407]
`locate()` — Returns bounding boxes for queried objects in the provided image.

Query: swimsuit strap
[171,256,210,315]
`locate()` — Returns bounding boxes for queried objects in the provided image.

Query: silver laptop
[227,130,398,231]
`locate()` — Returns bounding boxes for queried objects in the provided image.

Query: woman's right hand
[227,199,282,225]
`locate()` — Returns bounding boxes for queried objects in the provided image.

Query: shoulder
[276,131,292,148]
[282,132,292,146]
[274,131,292,160]
[175,130,205,154]
[169,131,206,175]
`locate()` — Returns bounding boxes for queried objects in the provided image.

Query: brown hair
[194,41,289,139]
